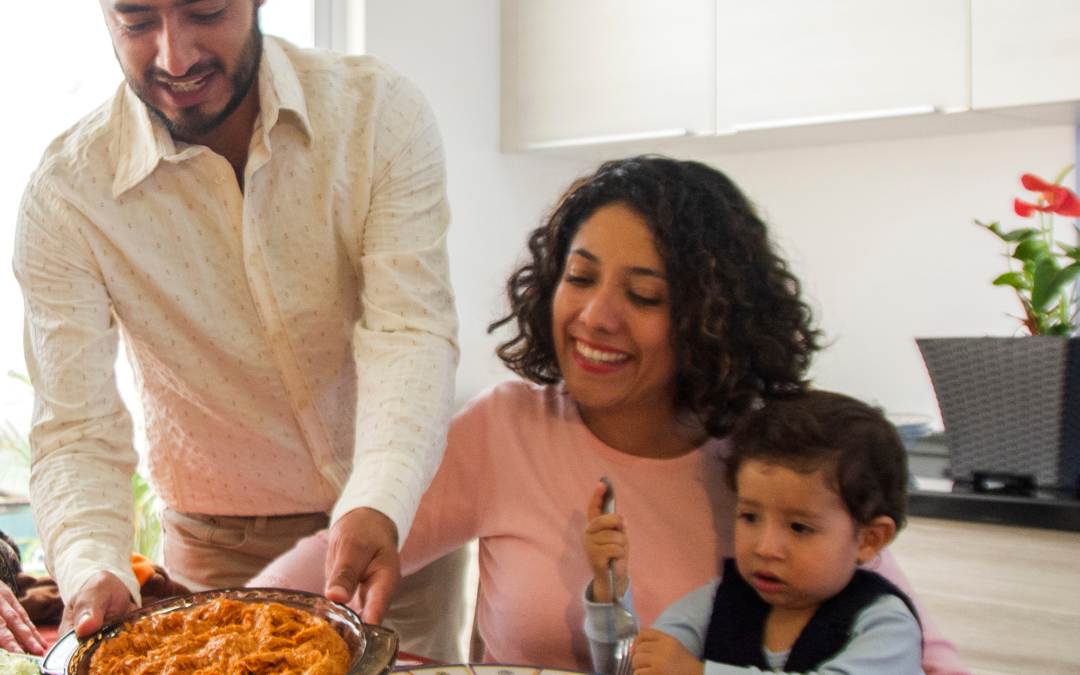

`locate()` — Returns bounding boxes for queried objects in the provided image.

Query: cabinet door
[501,0,715,151]
[715,1,969,130]
[972,0,1080,109]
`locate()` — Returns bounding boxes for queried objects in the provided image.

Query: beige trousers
[161,508,468,662]
[161,508,331,591]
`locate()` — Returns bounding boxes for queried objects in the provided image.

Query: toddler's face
[733,459,871,613]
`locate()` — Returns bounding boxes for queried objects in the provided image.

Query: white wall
[364,0,1076,423]
[365,0,598,406]
[701,129,1075,421]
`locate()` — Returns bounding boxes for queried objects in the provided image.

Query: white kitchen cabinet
[501,1,1080,156]
[715,0,970,131]
[972,0,1080,110]
[500,0,716,151]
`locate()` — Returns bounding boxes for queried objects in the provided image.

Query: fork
[600,477,638,675]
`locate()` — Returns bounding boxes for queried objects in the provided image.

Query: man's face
[99,0,264,142]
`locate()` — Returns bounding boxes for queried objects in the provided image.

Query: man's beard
[126,20,263,141]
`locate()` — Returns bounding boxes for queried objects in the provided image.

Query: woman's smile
[572,338,631,372]
[551,203,676,421]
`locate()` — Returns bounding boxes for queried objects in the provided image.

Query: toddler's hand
[582,481,629,602]
[631,629,704,675]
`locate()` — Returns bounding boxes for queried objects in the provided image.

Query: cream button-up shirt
[14,37,458,603]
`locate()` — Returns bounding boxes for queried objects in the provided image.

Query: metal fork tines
[609,561,638,675]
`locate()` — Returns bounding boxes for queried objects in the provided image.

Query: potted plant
[917,167,1080,492]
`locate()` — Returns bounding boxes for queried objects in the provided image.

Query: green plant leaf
[977,219,1042,242]
[1031,257,1066,312]
[6,371,30,387]
[132,471,163,562]
[1045,322,1073,336]
[992,271,1030,290]
[1013,238,1052,263]
[1050,262,1080,299]
[1059,240,1080,261]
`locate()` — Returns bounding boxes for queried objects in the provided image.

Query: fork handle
[607,558,619,604]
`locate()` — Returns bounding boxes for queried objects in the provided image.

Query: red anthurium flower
[1014,173,1080,217]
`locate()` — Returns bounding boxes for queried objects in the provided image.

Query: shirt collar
[113,36,314,199]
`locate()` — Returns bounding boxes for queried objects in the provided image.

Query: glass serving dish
[41,587,398,675]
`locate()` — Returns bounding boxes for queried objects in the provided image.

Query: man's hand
[60,571,136,638]
[632,629,705,675]
[0,582,46,655]
[324,507,400,625]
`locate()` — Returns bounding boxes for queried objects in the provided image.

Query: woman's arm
[250,390,496,595]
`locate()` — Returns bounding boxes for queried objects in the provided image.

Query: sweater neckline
[555,385,729,467]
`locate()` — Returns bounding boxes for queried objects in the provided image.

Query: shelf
[905,434,1080,532]
[908,486,1080,532]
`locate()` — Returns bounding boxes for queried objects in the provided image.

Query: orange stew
[88,598,351,675]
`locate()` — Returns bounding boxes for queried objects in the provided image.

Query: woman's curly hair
[489,155,821,438]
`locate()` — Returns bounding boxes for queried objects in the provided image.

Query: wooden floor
[889,517,1080,675]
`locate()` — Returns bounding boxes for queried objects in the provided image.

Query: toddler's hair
[727,390,908,528]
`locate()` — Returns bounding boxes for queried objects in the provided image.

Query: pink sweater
[253,380,969,674]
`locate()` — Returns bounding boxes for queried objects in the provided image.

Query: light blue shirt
[584,577,924,675]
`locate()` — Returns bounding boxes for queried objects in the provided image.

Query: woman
[254,156,968,674]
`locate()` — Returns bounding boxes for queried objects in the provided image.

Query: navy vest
[703,558,919,672]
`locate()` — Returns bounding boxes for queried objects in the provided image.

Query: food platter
[394,666,598,675]
[41,588,398,675]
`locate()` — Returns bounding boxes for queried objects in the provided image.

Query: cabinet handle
[731,105,939,132]
[527,128,691,151]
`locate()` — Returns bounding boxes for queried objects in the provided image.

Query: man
[14,0,458,640]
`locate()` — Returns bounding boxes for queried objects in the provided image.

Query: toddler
[583,390,923,675]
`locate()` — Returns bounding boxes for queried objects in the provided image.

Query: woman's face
[552,203,678,419]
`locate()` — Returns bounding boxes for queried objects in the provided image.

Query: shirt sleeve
[705,595,925,675]
[330,72,460,543]
[650,578,720,658]
[583,578,644,675]
[248,389,492,593]
[13,174,142,604]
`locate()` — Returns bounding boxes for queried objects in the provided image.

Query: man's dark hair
[489,155,820,438]
[727,390,909,527]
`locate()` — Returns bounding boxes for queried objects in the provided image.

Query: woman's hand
[582,481,629,602]
[0,581,46,656]
[631,629,704,675]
